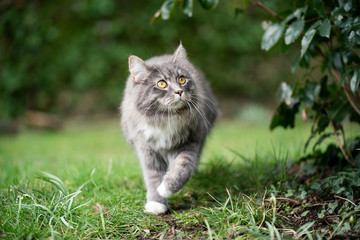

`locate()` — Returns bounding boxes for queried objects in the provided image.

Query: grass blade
[204,218,213,240]
[16,195,22,226]
[37,171,69,195]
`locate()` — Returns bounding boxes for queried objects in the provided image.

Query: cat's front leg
[157,146,199,198]
[136,146,169,215]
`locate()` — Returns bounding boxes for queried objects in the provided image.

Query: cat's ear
[172,42,187,62]
[129,55,151,83]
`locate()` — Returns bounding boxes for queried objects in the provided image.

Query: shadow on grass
[170,150,288,211]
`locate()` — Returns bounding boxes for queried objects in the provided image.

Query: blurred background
[0,0,297,131]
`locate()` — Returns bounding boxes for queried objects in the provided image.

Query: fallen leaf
[0,230,7,238]
[91,203,111,219]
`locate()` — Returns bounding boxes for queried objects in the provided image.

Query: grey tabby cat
[120,43,217,215]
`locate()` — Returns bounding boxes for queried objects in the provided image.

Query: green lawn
[1,117,359,239]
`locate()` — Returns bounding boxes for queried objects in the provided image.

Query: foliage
[0,0,292,120]
[155,0,360,166]
[259,0,360,166]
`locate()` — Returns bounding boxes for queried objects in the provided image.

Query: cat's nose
[175,90,183,96]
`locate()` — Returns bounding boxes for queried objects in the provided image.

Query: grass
[1,115,359,239]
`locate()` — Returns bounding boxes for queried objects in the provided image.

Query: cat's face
[128,44,196,115]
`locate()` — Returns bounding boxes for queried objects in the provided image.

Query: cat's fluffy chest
[136,114,190,150]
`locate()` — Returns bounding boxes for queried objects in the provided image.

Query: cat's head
[128,43,196,114]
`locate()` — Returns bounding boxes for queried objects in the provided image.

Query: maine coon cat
[120,43,217,215]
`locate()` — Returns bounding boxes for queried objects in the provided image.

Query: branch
[331,68,360,116]
[315,46,326,59]
[316,47,360,116]
[251,0,283,21]
[334,195,357,207]
[332,121,354,166]
[339,124,353,163]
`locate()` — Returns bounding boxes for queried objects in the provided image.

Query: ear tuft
[129,55,150,83]
[172,42,187,62]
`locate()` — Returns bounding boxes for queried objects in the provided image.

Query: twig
[275,197,301,205]
[306,203,327,208]
[334,195,357,207]
[317,45,360,117]
[339,125,353,164]
[330,68,360,116]
[332,121,354,166]
[343,86,360,116]
[305,16,321,23]
[251,0,283,21]
[315,46,326,59]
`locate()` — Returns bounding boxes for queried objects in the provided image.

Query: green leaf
[301,211,310,217]
[318,19,331,38]
[183,0,193,17]
[198,0,218,10]
[291,56,301,73]
[346,30,356,48]
[285,18,304,45]
[270,101,300,130]
[278,82,297,106]
[328,101,349,123]
[151,0,177,22]
[317,115,330,133]
[300,81,321,105]
[339,69,351,87]
[343,0,352,12]
[161,0,176,20]
[313,133,333,151]
[310,19,323,30]
[301,28,316,58]
[350,69,360,93]
[283,7,307,24]
[270,82,300,130]
[299,20,321,58]
[333,52,344,74]
[340,17,354,30]
[261,23,285,51]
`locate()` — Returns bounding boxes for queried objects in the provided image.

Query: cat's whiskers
[188,99,214,132]
[186,102,195,123]
[191,92,217,114]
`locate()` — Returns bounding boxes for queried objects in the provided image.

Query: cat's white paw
[157,182,173,198]
[144,201,168,215]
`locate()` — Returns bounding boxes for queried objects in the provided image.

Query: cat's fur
[120,43,217,214]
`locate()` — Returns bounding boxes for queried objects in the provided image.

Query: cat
[120,43,217,215]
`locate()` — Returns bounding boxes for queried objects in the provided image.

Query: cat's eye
[178,76,186,85]
[157,80,167,88]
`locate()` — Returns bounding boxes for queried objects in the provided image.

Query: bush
[155,0,360,167]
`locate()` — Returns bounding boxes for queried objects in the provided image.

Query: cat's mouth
[162,98,188,112]
[168,98,186,109]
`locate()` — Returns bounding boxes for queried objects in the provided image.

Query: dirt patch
[134,215,208,240]
[276,195,360,239]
